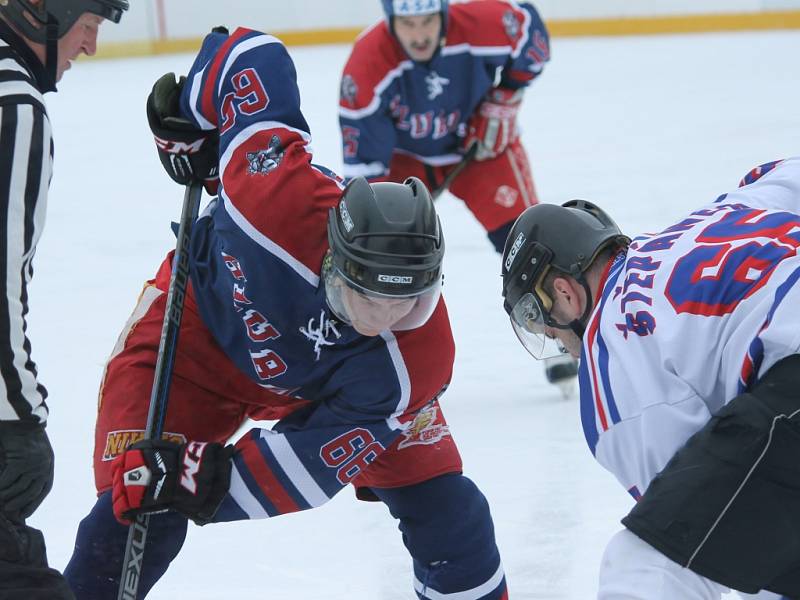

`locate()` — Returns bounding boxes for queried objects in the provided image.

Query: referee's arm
[0,97,52,424]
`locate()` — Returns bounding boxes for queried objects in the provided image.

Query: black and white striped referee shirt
[0,19,55,424]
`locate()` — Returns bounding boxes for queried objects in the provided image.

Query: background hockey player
[0,0,127,597]
[500,158,800,599]
[63,26,509,600]
[339,0,578,395]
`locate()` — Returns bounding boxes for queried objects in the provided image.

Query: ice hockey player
[63,26,509,600]
[340,0,577,396]
[0,1,127,598]
[501,157,800,599]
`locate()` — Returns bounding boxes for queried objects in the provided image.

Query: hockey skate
[544,353,578,398]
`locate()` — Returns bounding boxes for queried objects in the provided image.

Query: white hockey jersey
[579,156,800,500]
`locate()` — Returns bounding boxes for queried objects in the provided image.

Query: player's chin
[352,321,387,337]
[408,45,434,61]
[562,339,582,359]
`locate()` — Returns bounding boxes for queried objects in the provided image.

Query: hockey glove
[147,72,220,194]
[111,439,233,525]
[0,421,54,519]
[463,87,524,161]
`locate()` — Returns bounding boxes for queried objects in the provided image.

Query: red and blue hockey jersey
[176,28,456,521]
[339,0,550,179]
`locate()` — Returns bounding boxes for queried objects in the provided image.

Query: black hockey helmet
[0,0,128,42]
[325,176,444,331]
[0,0,127,90]
[381,0,449,40]
[501,200,629,357]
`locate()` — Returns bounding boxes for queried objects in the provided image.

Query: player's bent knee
[65,491,188,598]
[375,473,496,562]
[599,529,727,600]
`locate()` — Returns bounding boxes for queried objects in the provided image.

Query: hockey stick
[116,180,203,600]
[430,142,478,201]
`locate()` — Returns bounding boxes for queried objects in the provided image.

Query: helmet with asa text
[381,0,449,37]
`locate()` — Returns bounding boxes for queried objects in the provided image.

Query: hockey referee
[0,1,126,597]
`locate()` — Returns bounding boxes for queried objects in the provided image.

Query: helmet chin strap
[44,12,58,89]
[567,278,594,340]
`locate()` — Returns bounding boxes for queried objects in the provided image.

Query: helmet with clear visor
[325,176,444,334]
[501,200,629,358]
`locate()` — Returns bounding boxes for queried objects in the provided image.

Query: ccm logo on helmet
[505,232,526,272]
[339,200,355,232]
[378,274,413,284]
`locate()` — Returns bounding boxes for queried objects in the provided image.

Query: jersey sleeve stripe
[739,264,800,393]
[380,331,412,431]
[581,262,625,452]
[239,432,306,515]
[227,457,271,519]
[578,359,600,452]
[585,317,609,432]
[0,103,49,422]
[440,43,515,58]
[199,27,254,127]
[595,324,622,424]
[509,1,532,59]
[261,430,330,508]
[738,159,784,188]
[338,60,413,120]
[188,68,214,130]
[216,34,282,98]
[219,188,320,287]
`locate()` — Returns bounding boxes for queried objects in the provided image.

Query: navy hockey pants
[0,513,75,600]
[64,473,506,599]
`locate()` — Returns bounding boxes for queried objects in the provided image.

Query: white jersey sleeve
[581,156,800,499]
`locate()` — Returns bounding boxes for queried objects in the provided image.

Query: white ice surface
[26,29,800,599]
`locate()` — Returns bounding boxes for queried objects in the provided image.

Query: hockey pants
[0,512,75,599]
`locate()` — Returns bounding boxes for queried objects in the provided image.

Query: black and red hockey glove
[147,72,220,194]
[462,87,524,161]
[111,439,233,525]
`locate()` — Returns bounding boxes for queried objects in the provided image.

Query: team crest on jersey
[102,430,186,461]
[398,403,450,449]
[247,135,284,175]
[502,10,520,40]
[340,74,358,106]
[425,71,450,100]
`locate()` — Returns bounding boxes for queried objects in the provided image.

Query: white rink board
[101,0,800,43]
